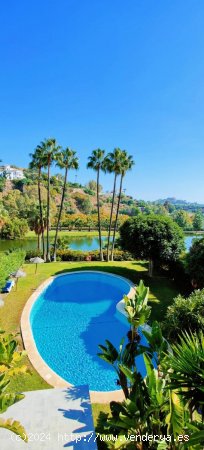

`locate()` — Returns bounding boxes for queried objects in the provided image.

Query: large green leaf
[165,390,184,436]
[0,418,28,442]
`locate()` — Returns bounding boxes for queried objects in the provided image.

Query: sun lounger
[2,279,15,293]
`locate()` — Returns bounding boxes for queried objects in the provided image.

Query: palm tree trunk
[37,233,40,251]
[46,159,51,262]
[38,167,45,259]
[97,168,103,261]
[53,167,68,261]
[107,173,117,262]
[111,174,123,261]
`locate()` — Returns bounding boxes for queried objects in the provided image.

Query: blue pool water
[30,271,147,391]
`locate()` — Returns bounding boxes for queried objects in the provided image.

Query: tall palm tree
[87,149,105,261]
[103,148,123,262]
[43,138,61,262]
[53,148,79,261]
[110,150,135,261]
[29,143,47,260]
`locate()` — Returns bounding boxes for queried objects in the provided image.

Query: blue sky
[0,0,204,202]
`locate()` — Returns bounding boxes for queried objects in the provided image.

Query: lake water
[0,234,202,253]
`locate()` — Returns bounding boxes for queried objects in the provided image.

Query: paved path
[0,386,97,449]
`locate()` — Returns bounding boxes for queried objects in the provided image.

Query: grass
[0,259,179,434]
[26,230,109,239]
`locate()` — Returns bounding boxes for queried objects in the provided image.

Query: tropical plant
[163,331,204,420]
[28,205,47,251]
[103,148,123,262]
[111,150,134,261]
[98,280,151,398]
[87,149,106,261]
[0,330,28,441]
[42,138,61,262]
[53,148,79,261]
[123,280,151,343]
[29,142,47,259]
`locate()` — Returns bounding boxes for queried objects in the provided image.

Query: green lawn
[0,260,179,421]
[26,230,109,239]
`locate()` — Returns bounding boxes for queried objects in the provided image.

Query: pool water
[30,271,147,391]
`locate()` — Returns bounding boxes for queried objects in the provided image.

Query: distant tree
[0,174,6,192]
[173,209,192,230]
[53,148,79,261]
[28,206,47,251]
[1,218,29,239]
[193,210,203,231]
[111,151,135,260]
[29,143,47,259]
[103,148,123,261]
[86,180,102,192]
[87,149,106,261]
[40,138,61,262]
[120,215,184,276]
[187,237,204,288]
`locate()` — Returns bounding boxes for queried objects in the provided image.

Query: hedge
[25,248,134,262]
[0,250,26,289]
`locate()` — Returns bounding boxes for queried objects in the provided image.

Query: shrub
[163,289,204,342]
[187,237,204,288]
[25,249,43,260]
[54,249,134,262]
[0,250,26,289]
[1,218,29,239]
[120,215,184,276]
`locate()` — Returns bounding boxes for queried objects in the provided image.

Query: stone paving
[0,386,97,449]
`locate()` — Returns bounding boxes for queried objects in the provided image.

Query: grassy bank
[26,230,109,239]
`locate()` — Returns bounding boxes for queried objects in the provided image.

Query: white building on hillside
[0,165,25,180]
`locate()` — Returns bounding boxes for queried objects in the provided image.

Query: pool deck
[0,385,97,449]
[21,272,135,403]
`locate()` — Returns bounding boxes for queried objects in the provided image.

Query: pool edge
[21,270,134,403]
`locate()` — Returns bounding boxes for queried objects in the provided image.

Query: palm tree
[87,149,105,261]
[103,148,123,262]
[28,205,47,252]
[29,143,47,260]
[53,148,79,261]
[43,138,61,262]
[110,150,135,261]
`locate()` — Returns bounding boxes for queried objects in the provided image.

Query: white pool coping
[21,270,135,403]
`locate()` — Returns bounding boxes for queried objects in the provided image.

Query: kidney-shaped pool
[30,271,146,391]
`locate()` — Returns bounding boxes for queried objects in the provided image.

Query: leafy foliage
[120,215,184,269]
[187,237,204,288]
[163,331,204,418]
[1,218,29,239]
[163,289,204,341]
[0,330,28,441]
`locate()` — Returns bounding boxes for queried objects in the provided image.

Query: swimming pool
[30,271,147,392]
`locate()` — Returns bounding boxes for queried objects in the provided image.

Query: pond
[0,234,202,253]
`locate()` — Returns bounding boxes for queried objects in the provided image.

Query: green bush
[0,250,26,289]
[25,249,42,260]
[25,248,134,262]
[55,249,133,261]
[1,218,29,239]
[187,237,204,288]
[163,289,204,342]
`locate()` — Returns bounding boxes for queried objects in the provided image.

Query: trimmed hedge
[0,250,26,289]
[25,248,134,262]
